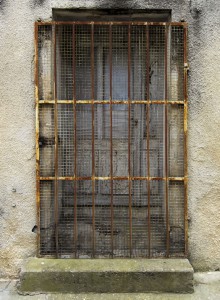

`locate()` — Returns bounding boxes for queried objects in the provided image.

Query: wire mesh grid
[168,181,185,255]
[149,26,165,100]
[131,26,147,100]
[40,181,55,255]
[94,25,110,101]
[75,25,92,100]
[39,104,55,177]
[57,104,75,177]
[56,25,73,101]
[76,104,92,177]
[36,22,187,258]
[169,26,184,101]
[38,26,53,100]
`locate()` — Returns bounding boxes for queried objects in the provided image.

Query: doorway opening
[35,19,187,258]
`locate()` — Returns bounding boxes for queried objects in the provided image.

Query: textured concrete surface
[0,272,220,300]
[18,258,193,293]
[0,0,220,278]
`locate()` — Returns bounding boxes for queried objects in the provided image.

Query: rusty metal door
[35,22,188,258]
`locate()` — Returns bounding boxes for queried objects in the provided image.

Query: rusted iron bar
[109,24,114,258]
[183,25,188,257]
[53,24,59,258]
[128,24,132,257]
[146,25,151,258]
[91,24,96,258]
[36,21,187,27]
[165,25,170,258]
[39,176,185,181]
[35,23,40,257]
[39,99,185,105]
[72,24,78,258]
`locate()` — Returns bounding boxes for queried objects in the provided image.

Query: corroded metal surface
[36,22,187,258]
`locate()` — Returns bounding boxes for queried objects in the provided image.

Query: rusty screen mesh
[36,22,187,258]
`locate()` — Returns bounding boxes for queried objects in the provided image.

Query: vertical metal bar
[109,24,114,258]
[165,25,170,257]
[91,23,95,258]
[146,25,151,258]
[72,24,78,258]
[35,23,40,257]
[183,25,188,257]
[53,24,59,258]
[128,24,132,257]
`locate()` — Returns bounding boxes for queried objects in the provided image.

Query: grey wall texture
[0,0,220,278]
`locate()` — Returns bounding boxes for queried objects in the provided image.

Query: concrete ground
[0,272,220,300]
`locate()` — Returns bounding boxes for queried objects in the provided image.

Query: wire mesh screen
[36,22,187,258]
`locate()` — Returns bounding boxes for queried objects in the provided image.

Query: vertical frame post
[91,23,96,258]
[109,24,114,258]
[128,24,132,257]
[165,25,170,257]
[146,25,151,258]
[35,23,40,257]
[183,24,188,257]
[53,24,59,258]
[72,23,78,258]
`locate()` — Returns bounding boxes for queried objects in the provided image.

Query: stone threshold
[18,258,194,294]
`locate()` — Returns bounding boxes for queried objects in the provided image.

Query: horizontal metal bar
[35,21,187,27]
[39,176,186,181]
[39,100,185,105]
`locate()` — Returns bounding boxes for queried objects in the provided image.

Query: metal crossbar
[35,21,188,258]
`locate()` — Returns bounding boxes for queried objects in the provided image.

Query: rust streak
[183,25,188,257]
[91,23,95,258]
[128,24,132,257]
[165,25,170,258]
[73,24,78,258]
[36,21,187,27]
[35,23,40,258]
[146,24,151,258]
[109,24,114,258]
[39,176,185,181]
[39,99,185,105]
[53,24,59,258]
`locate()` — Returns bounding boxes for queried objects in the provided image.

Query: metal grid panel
[112,26,128,101]
[39,104,55,177]
[94,104,111,177]
[56,25,73,101]
[169,181,185,255]
[131,26,147,100]
[36,22,187,258]
[57,104,75,177]
[132,180,148,257]
[149,26,165,101]
[75,25,92,100]
[76,180,93,257]
[149,104,165,178]
[131,104,147,177]
[76,104,92,177]
[95,180,112,257]
[57,180,75,257]
[38,25,53,100]
[113,180,130,257]
[169,26,184,101]
[150,180,166,257]
[40,181,55,255]
[94,25,110,101]
[169,104,184,177]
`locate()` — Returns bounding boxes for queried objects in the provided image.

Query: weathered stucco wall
[0,0,219,278]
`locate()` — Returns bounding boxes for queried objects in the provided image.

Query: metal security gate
[35,21,188,258]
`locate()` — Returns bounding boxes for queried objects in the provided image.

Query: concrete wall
[0,0,219,278]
